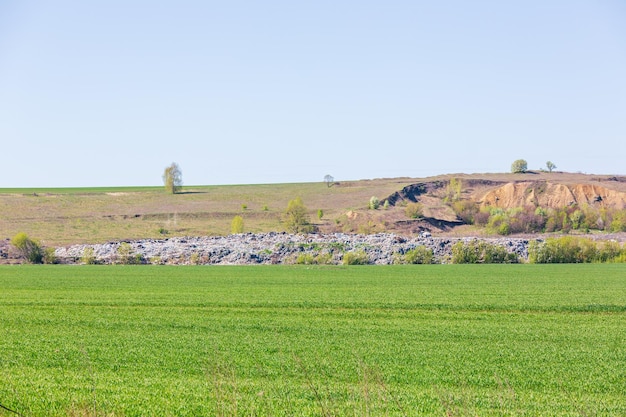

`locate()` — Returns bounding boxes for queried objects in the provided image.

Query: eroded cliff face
[480,182,626,209]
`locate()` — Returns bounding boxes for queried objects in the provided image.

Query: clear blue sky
[1,1,625,187]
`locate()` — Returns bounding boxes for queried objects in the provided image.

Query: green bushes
[474,205,626,235]
[342,250,370,265]
[116,242,144,265]
[368,196,380,210]
[81,247,97,265]
[231,215,244,234]
[295,253,332,265]
[451,240,519,264]
[404,202,424,219]
[528,237,626,263]
[444,178,462,202]
[11,232,44,264]
[403,246,434,264]
[451,200,479,224]
[43,247,57,264]
[283,197,314,233]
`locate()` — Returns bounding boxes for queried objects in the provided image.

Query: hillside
[1,172,625,247]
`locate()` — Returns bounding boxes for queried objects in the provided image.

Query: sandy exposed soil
[480,182,626,209]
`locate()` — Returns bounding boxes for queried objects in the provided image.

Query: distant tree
[324,174,335,188]
[511,159,528,173]
[283,197,314,233]
[10,232,43,264]
[231,215,244,234]
[317,209,324,220]
[369,196,380,210]
[445,178,462,202]
[546,161,556,173]
[163,162,183,194]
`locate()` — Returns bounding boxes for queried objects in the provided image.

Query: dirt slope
[480,182,626,209]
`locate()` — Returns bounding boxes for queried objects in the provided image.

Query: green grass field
[1,264,624,416]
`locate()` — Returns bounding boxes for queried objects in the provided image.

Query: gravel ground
[54,233,533,265]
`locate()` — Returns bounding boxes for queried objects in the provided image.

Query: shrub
[483,244,518,264]
[295,252,333,265]
[314,253,332,265]
[452,200,478,224]
[482,206,546,235]
[609,209,626,232]
[116,242,138,265]
[81,247,97,265]
[404,246,434,264]
[10,232,43,264]
[317,209,324,220]
[295,254,315,265]
[451,241,480,264]
[474,209,491,226]
[342,250,370,265]
[528,237,625,263]
[529,237,579,263]
[283,197,314,233]
[569,209,584,230]
[368,196,380,210]
[43,247,57,264]
[452,240,518,264]
[486,213,510,235]
[445,178,462,202]
[358,220,381,234]
[405,202,424,219]
[190,252,201,265]
[231,215,244,234]
[598,240,623,262]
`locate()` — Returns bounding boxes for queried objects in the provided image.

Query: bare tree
[323,174,334,188]
[163,162,183,194]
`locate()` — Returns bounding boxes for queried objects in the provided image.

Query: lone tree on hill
[324,174,335,187]
[511,159,528,174]
[163,162,183,194]
[546,161,556,172]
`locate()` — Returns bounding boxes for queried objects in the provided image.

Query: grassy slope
[0,264,624,416]
[0,179,417,245]
[1,173,625,246]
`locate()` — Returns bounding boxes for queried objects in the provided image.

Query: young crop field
[0,264,624,416]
